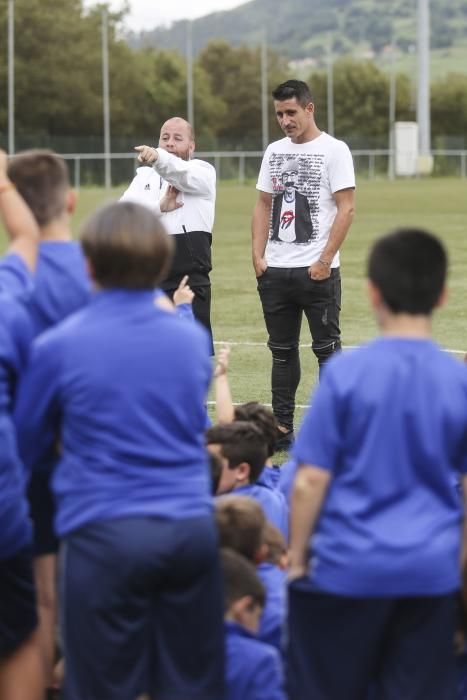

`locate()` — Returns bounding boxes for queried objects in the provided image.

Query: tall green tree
[431,73,467,146]
[198,40,288,149]
[308,59,414,146]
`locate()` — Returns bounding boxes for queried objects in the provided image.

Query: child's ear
[435,285,448,309]
[66,188,77,214]
[253,543,269,565]
[235,462,251,484]
[230,595,254,624]
[366,279,382,308]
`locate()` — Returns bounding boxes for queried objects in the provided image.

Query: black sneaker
[275,428,295,452]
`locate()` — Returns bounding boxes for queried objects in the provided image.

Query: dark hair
[80,201,173,289]
[234,402,278,458]
[7,149,69,227]
[272,79,312,108]
[367,228,447,315]
[220,548,265,612]
[205,422,268,483]
[215,496,266,562]
[209,451,223,495]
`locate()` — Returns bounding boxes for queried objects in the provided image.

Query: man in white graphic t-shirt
[252,80,355,450]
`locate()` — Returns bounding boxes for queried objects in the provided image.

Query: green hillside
[130,0,467,77]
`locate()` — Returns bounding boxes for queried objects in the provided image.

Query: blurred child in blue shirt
[215,495,287,653]
[234,402,288,532]
[258,522,288,651]
[0,148,43,698]
[288,227,467,700]
[7,150,91,337]
[207,421,288,537]
[221,547,286,700]
[14,201,224,700]
[8,150,91,691]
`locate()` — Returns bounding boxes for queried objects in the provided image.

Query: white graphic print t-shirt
[256,132,355,268]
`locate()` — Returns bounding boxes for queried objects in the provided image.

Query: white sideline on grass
[213,341,465,355]
[208,343,465,408]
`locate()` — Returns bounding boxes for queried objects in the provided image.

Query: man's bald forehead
[160,117,194,141]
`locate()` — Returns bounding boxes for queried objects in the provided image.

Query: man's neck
[291,125,322,145]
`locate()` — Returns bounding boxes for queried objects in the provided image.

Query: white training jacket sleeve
[120,167,162,216]
[153,149,216,199]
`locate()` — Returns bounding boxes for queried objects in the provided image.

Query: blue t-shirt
[258,465,282,490]
[14,289,213,537]
[257,563,287,652]
[236,475,289,539]
[224,621,286,700]
[26,241,91,336]
[0,253,32,297]
[0,294,34,559]
[276,459,298,503]
[293,337,467,596]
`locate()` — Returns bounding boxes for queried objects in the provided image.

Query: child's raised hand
[173,275,195,306]
[0,150,9,181]
[214,343,231,378]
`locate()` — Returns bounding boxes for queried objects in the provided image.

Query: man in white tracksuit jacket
[121,117,216,349]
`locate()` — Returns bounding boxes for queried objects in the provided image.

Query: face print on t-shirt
[270,155,321,246]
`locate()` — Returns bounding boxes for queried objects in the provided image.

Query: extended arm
[214,344,234,424]
[251,191,272,277]
[134,146,215,198]
[0,150,40,272]
[288,464,332,580]
[308,187,355,281]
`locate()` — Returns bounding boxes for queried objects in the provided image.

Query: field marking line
[207,401,311,409]
[213,341,465,355]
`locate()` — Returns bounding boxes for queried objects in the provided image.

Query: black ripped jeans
[257,266,342,431]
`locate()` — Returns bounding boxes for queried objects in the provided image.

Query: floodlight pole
[388,45,396,180]
[261,31,269,151]
[102,7,111,188]
[8,0,15,154]
[327,42,334,136]
[417,0,430,156]
[186,21,194,128]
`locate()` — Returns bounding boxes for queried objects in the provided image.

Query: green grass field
[2,178,467,431]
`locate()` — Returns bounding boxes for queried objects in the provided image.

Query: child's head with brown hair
[7,149,73,228]
[215,496,267,564]
[234,402,278,459]
[206,422,268,494]
[80,201,173,289]
[221,548,266,634]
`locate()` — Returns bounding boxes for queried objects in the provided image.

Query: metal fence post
[74,157,81,191]
[238,154,245,186]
